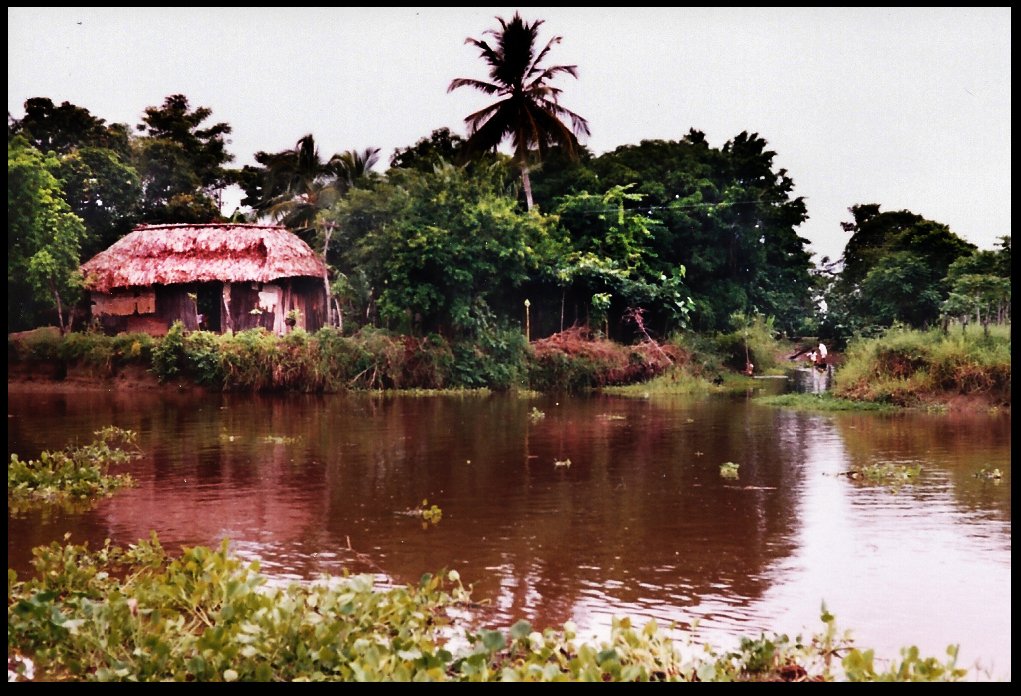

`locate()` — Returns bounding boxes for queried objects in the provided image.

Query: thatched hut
[81,223,328,336]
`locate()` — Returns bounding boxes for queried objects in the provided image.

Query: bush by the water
[10,324,684,393]
[8,535,967,682]
[835,324,1010,407]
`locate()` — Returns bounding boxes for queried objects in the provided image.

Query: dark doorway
[196,282,223,332]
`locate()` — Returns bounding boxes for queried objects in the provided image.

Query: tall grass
[835,324,1010,407]
[11,325,691,394]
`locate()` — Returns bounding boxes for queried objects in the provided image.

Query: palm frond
[447,77,503,96]
[527,36,563,79]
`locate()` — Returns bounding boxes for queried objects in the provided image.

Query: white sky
[8,7,1011,265]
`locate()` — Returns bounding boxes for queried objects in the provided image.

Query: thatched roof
[82,224,327,293]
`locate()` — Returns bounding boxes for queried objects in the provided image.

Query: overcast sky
[8,7,1011,265]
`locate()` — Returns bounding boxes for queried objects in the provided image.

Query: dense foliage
[9,535,967,681]
[820,205,1010,345]
[8,137,87,333]
[10,323,684,393]
[530,132,816,336]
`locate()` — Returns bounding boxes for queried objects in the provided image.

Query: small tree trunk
[50,280,66,336]
[322,223,334,328]
[521,164,534,210]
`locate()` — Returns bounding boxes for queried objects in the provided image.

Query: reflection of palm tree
[448,12,589,210]
[259,134,379,240]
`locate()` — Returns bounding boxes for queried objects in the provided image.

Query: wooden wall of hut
[155,285,200,332]
[88,278,325,337]
[225,278,325,335]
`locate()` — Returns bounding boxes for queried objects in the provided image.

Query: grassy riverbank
[8,324,683,393]
[833,325,1010,410]
[8,322,1010,410]
[8,534,967,682]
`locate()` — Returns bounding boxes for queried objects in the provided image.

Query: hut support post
[222,282,233,333]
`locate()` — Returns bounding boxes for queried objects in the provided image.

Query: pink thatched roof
[81,224,327,293]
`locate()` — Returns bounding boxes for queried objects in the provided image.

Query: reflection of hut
[81,223,327,336]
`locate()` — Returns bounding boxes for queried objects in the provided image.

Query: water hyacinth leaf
[481,628,507,652]
[510,619,533,641]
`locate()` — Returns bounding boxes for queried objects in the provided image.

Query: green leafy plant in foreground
[8,536,967,681]
[8,427,138,511]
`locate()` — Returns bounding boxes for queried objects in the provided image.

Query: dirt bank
[7,361,205,394]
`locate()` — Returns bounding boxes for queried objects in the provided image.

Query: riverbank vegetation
[10,322,688,393]
[8,534,967,682]
[7,427,137,513]
[833,325,1011,409]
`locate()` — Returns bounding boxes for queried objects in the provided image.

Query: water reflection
[7,388,1011,677]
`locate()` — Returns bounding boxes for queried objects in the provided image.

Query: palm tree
[258,135,379,240]
[257,135,378,328]
[448,12,590,210]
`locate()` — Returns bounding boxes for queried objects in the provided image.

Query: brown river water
[7,382,1011,677]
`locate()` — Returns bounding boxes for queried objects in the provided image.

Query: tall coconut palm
[448,12,590,210]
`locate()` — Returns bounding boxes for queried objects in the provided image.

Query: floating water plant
[973,464,1003,482]
[395,500,443,526]
[7,536,968,681]
[260,435,302,445]
[844,461,921,489]
[529,407,546,423]
[8,427,138,511]
[720,462,740,479]
[554,459,571,468]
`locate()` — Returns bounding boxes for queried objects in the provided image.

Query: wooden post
[524,299,531,342]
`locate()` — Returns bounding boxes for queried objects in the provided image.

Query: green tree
[390,128,466,173]
[448,12,590,210]
[10,98,142,255]
[942,235,1012,333]
[53,146,141,258]
[325,164,552,336]
[824,206,977,338]
[8,97,131,159]
[531,131,813,334]
[8,137,86,333]
[133,94,234,222]
[550,185,693,336]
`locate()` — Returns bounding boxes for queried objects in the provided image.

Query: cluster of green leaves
[8,536,967,682]
[942,236,1011,338]
[8,534,469,682]
[8,137,87,334]
[720,462,740,480]
[325,163,553,338]
[9,328,154,376]
[7,427,137,512]
[530,131,816,336]
[711,312,782,373]
[145,324,532,392]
